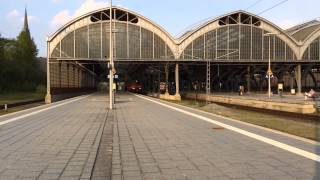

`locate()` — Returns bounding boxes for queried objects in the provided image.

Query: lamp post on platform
[109,0,114,109]
[263,32,279,99]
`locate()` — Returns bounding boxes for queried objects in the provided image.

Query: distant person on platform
[305,89,319,100]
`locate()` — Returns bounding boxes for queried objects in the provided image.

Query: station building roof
[48,7,320,61]
[286,19,320,42]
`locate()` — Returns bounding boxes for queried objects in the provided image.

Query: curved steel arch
[47,8,320,61]
[299,27,320,59]
[48,6,177,60]
[177,10,299,59]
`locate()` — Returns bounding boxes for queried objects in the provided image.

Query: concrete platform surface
[0,93,319,180]
[184,92,320,114]
[184,92,319,103]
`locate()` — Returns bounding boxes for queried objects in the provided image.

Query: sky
[0,0,319,57]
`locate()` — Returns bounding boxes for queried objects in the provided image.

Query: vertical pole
[268,36,271,99]
[218,64,221,92]
[250,24,253,60]
[139,26,142,59]
[67,64,70,88]
[152,74,155,93]
[247,66,251,93]
[59,40,61,58]
[109,0,114,109]
[100,19,103,59]
[59,62,62,88]
[127,12,129,59]
[152,33,155,59]
[73,64,76,88]
[205,33,210,103]
[262,30,264,60]
[87,25,90,59]
[239,24,241,60]
[93,65,95,88]
[296,64,302,95]
[74,31,76,58]
[206,59,211,103]
[165,63,169,95]
[175,63,180,100]
[158,67,160,94]
[78,69,81,88]
[290,72,294,90]
[45,40,52,104]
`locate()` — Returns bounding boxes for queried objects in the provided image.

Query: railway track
[0,99,44,111]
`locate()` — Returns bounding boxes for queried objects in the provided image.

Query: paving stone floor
[0,93,319,180]
[111,94,320,180]
[0,94,108,180]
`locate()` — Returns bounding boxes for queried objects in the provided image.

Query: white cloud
[51,0,62,3]
[74,0,108,17]
[7,9,20,18]
[51,0,108,28]
[51,10,72,27]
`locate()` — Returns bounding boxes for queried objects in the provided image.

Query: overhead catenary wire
[245,0,265,11]
[257,0,289,15]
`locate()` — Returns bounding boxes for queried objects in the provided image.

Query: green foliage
[16,30,38,63]
[0,34,3,61]
[0,29,45,93]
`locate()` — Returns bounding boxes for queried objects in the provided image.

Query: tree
[0,34,4,62]
[0,9,44,92]
[15,30,41,90]
[16,28,38,64]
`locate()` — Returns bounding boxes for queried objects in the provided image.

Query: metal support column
[67,64,69,88]
[59,62,62,88]
[92,65,95,88]
[295,64,302,95]
[45,40,52,104]
[109,0,114,109]
[78,68,80,88]
[246,66,251,93]
[206,59,211,104]
[152,74,155,93]
[73,64,76,88]
[290,72,294,90]
[175,63,181,99]
[158,67,161,94]
[165,63,169,95]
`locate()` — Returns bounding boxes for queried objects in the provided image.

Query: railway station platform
[0,93,320,179]
[183,92,320,114]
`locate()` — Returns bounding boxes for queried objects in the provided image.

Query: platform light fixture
[109,0,114,109]
[263,32,280,99]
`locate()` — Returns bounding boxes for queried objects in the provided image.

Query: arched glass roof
[287,20,320,42]
[47,8,320,61]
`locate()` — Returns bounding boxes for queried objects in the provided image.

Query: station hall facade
[45,7,320,102]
